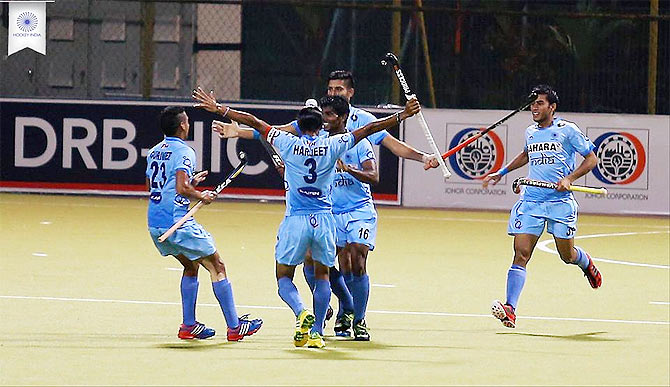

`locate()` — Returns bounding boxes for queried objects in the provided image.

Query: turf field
[0,193,668,386]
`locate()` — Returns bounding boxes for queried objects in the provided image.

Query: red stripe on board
[0,181,397,201]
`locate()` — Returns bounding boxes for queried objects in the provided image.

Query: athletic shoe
[178,322,216,340]
[583,255,602,289]
[227,314,263,341]
[293,309,315,347]
[306,331,326,348]
[353,319,370,341]
[334,311,354,337]
[491,300,516,328]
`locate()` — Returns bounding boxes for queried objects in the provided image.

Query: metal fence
[1,0,668,114]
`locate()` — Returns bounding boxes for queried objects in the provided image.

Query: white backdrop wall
[402,109,670,216]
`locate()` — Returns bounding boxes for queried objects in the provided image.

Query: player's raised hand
[212,120,241,138]
[191,170,209,186]
[422,154,439,170]
[401,98,421,119]
[482,172,503,188]
[200,189,217,204]
[192,87,220,113]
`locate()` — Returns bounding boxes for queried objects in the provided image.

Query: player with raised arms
[482,85,603,328]
[193,87,420,348]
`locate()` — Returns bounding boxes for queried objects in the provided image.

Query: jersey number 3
[303,158,317,183]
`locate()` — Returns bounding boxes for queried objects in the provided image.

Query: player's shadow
[154,341,231,350]
[497,331,620,342]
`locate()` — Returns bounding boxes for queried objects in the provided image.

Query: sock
[212,279,239,329]
[505,265,527,310]
[348,274,370,323]
[573,246,591,270]
[311,279,331,335]
[329,268,354,316]
[303,264,315,292]
[278,277,304,316]
[180,275,198,326]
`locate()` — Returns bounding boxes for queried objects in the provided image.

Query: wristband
[222,106,230,117]
[252,130,261,140]
[498,167,509,176]
[395,112,401,124]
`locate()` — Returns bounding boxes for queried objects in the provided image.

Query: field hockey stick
[260,135,284,171]
[441,92,538,160]
[512,177,608,195]
[158,152,248,242]
[381,52,452,179]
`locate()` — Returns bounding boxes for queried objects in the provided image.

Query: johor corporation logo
[17,12,38,33]
[591,132,646,185]
[448,128,505,180]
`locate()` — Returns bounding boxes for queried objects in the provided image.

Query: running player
[482,85,603,328]
[192,87,420,348]
[146,106,263,340]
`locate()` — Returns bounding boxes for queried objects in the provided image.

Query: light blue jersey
[332,138,375,214]
[146,137,216,259]
[347,105,388,145]
[522,117,595,202]
[146,137,196,228]
[267,128,355,216]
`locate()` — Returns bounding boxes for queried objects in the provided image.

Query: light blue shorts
[508,199,578,239]
[149,222,216,261]
[334,204,377,250]
[275,213,336,267]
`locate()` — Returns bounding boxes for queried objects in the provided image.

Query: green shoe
[353,319,370,341]
[334,311,354,337]
[293,310,315,347]
[306,331,326,348]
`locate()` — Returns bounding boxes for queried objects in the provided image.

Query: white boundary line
[1,295,667,326]
[536,231,670,269]
[650,301,670,305]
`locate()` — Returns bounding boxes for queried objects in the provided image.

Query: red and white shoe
[583,255,602,289]
[491,300,516,328]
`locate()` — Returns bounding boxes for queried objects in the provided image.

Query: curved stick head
[238,151,247,163]
[512,177,522,194]
[380,52,400,67]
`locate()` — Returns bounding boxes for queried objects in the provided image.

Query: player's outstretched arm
[352,98,421,145]
[193,87,271,136]
[482,151,528,188]
[380,135,439,170]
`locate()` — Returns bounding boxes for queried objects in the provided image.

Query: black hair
[319,95,350,117]
[328,70,355,89]
[531,84,559,106]
[160,106,186,136]
[297,106,323,133]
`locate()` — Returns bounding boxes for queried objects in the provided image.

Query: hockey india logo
[448,128,505,180]
[591,132,646,184]
[17,12,38,33]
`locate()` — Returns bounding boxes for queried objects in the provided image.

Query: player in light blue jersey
[193,86,420,348]
[320,95,380,341]
[482,85,602,328]
[146,106,262,341]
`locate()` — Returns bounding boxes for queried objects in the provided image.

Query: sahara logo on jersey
[591,131,646,185]
[448,128,505,180]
